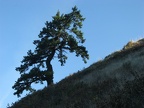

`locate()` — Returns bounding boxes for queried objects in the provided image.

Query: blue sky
[0,0,144,107]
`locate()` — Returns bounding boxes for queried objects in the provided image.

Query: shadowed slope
[9,39,144,108]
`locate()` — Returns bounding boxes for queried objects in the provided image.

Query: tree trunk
[45,50,55,86]
[46,62,53,86]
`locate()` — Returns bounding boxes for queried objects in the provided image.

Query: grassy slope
[9,39,144,108]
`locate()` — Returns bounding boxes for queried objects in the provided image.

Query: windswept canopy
[13,6,89,97]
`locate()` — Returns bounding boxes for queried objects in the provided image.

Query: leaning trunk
[46,62,53,86]
[45,50,55,86]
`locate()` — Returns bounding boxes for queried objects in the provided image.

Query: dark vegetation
[12,6,89,97]
[9,39,144,108]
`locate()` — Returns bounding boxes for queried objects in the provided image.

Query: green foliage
[12,6,89,97]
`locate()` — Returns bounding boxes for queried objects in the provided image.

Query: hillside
[9,39,144,108]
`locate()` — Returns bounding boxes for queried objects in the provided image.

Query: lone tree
[12,6,89,97]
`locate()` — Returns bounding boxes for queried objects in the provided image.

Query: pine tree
[12,6,89,97]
